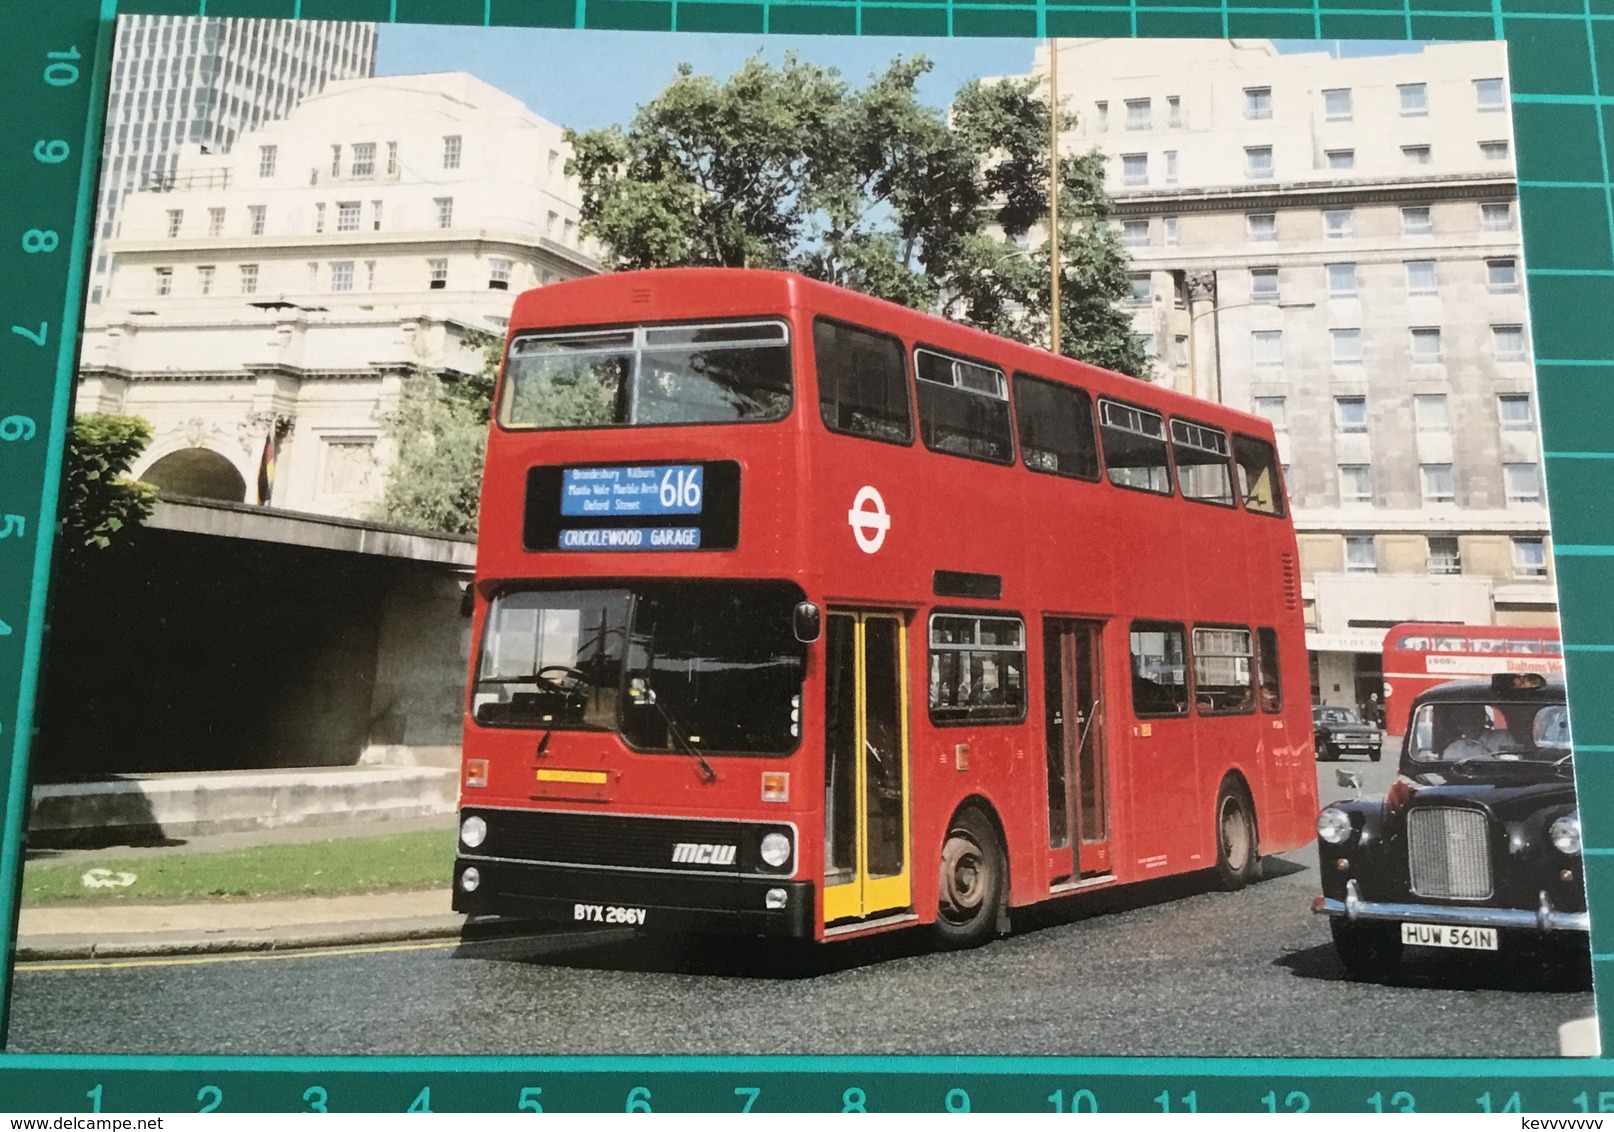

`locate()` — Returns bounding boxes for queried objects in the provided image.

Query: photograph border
[2,0,1614,1110]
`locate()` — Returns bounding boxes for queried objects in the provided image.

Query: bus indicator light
[761,772,789,802]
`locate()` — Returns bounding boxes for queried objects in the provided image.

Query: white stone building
[94,16,377,305]
[1035,38,1555,707]
[77,71,599,520]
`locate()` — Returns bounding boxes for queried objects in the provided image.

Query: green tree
[371,331,501,536]
[567,56,1148,377]
[60,413,157,559]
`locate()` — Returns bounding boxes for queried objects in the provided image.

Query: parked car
[1313,704,1384,762]
[1311,674,1588,979]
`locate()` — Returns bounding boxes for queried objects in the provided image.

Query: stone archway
[139,447,248,502]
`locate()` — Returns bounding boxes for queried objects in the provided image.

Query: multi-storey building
[77,71,599,520]
[93,16,376,305]
[1034,38,1554,708]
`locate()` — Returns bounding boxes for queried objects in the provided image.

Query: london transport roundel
[847,485,890,554]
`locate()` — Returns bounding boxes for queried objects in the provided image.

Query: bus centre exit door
[822,611,913,926]
[1044,618,1112,882]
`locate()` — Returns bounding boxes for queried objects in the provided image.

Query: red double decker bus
[1381,622,1562,737]
[452,268,1319,947]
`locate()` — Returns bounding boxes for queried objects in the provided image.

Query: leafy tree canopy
[61,413,157,559]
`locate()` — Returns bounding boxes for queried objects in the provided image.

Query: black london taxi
[1313,704,1385,762]
[1311,673,1588,978]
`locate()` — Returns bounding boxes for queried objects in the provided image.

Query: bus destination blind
[526,461,741,552]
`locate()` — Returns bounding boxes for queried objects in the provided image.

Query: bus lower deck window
[1192,626,1256,714]
[1130,621,1189,716]
[929,613,1026,723]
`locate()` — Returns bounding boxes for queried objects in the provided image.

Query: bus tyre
[1213,782,1261,891]
[934,807,1007,950]
[1330,917,1402,981]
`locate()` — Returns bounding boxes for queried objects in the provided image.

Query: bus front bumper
[453,856,816,938]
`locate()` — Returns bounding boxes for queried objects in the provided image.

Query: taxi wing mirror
[793,601,822,644]
[1336,768,1362,795]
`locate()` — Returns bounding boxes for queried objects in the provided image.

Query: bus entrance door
[1044,619,1112,883]
[822,611,913,926]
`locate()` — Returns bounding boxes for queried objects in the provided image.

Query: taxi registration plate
[1400,922,1497,950]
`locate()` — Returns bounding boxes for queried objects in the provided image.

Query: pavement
[14,813,470,962]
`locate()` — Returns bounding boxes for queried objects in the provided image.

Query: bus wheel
[1329,918,1402,981]
[1214,782,1261,891]
[934,807,1006,950]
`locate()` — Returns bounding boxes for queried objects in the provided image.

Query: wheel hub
[939,834,985,922]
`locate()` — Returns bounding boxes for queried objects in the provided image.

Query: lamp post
[1183,282,1315,403]
[1048,38,1063,357]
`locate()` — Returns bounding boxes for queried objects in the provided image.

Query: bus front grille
[469,807,748,874]
[1407,807,1493,900]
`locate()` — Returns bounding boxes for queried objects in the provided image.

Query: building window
[1248,213,1277,242]
[314,203,326,234]
[331,260,354,292]
[1335,395,1367,433]
[1244,146,1274,179]
[1499,393,1534,430]
[1428,536,1461,575]
[240,264,258,294]
[352,142,375,177]
[1094,101,1108,131]
[1253,395,1287,430]
[489,258,512,291]
[1250,267,1279,302]
[249,205,266,236]
[337,201,360,232]
[386,141,398,176]
[1493,324,1529,360]
[330,144,342,178]
[1513,537,1547,577]
[1125,98,1151,130]
[1121,219,1150,248]
[1167,95,1182,127]
[1129,273,1152,303]
[1399,83,1428,116]
[1487,258,1519,292]
[166,209,182,237]
[1330,328,1363,364]
[1505,463,1542,504]
[197,265,214,295]
[1323,88,1352,121]
[1480,140,1510,162]
[1420,463,1455,505]
[1172,335,1189,366]
[1402,144,1432,166]
[1415,392,1449,431]
[443,134,462,170]
[1323,209,1352,238]
[1326,262,1357,297]
[258,144,276,177]
[1402,206,1433,235]
[1244,87,1273,120]
[1251,330,1284,367]
[1122,153,1148,186]
[207,208,224,237]
[1326,149,1354,170]
[1345,533,1376,568]
[1476,77,1506,111]
[1163,215,1179,245]
[372,200,383,231]
[546,211,559,236]
[1410,327,1443,362]
[548,149,560,175]
[1406,260,1438,295]
[428,258,448,289]
[308,262,319,288]
[434,197,454,229]
[365,260,376,291]
[1164,150,1178,183]
[154,267,172,296]
[1481,201,1513,231]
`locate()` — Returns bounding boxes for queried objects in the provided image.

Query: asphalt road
[7,745,1594,1058]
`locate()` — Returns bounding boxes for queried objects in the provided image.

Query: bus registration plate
[1400,922,1497,950]
[574,903,648,926]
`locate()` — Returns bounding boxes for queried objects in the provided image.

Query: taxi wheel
[1213,782,1262,891]
[1330,918,1402,980]
[934,807,1007,950]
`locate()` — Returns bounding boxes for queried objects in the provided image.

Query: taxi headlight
[460,815,487,849]
[760,831,792,868]
[1550,812,1582,855]
[1317,807,1353,845]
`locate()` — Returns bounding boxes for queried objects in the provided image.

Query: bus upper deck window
[814,318,912,445]
[1014,373,1099,481]
[914,349,1014,465]
[1171,418,1234,506]
[1232,433,1286,517]
[1099,400,1171,495]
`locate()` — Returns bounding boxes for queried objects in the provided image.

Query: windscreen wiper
[642,689,716,784]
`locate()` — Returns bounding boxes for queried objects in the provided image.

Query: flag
[256,427,278,505]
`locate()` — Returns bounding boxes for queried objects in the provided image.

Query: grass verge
[23,828,457,904]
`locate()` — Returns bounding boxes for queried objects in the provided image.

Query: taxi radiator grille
[1407,807,1493,899]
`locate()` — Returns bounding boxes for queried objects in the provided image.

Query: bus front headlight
[1550,812,1582,855]
[460,815,487,849]
[760,831,792,868]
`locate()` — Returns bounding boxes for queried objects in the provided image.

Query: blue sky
[375,27,1036,131]
[374,28,1430,132]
